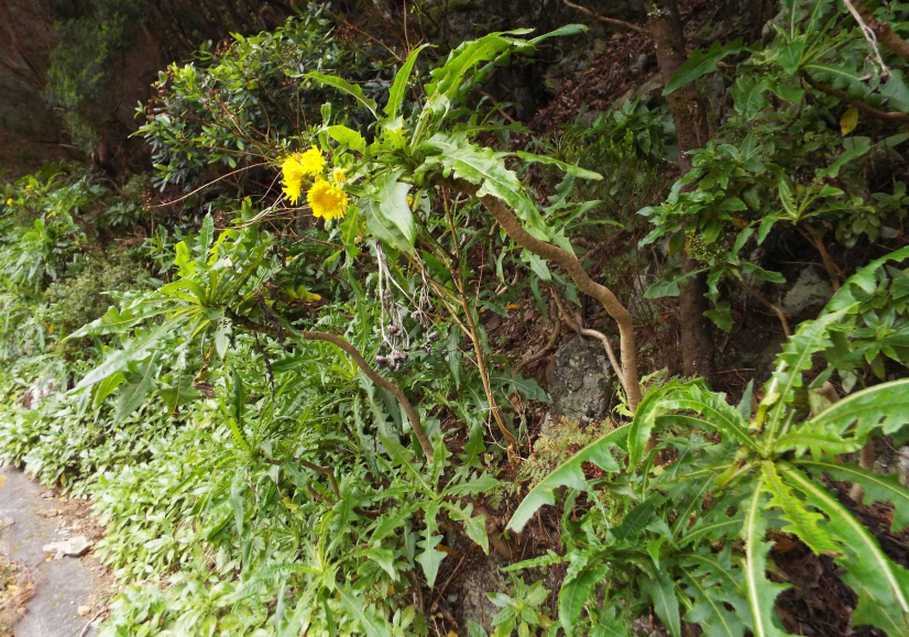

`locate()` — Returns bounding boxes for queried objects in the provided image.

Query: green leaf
[325,125,367,153]
[755,309,848,437]
[305,71,378,120]
[797,460,909,532]
[74,323,172,391]
[513,151,603,180]
[825,246,909,312]
[818,136,871,179]
[663,40,745,96]
[114,357,158,421]
[559,558,607,636]
[779,464,909,634]
[376,172,416,249]
[680,551,748,637]
[506,424,627,532]
[385,44,431,119]
[761,462,840,555]
[337,588,393,637]
[643,570,681,637]
[800,379,909,441]
[417,533,446,587]
[424,30,534,101]
[629,380,758,469]
[363,547,398,581]
[741,481,793,637]
[446,503,489,554]
[421,134,553,243]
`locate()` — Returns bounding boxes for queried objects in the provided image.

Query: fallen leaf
[840,107,859,135]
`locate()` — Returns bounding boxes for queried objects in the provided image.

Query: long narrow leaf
[506,424,627,532]
[797,460,909,532]
[780,464,909,634]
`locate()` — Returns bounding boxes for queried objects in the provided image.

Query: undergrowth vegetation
[2,1,909,636]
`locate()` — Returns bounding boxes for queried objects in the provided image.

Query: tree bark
[648,0,715,379]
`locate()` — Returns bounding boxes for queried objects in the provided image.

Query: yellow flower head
[331,168,347,185]
[307,178,348,221]
[281,146,326,205]
[297,146,326,177]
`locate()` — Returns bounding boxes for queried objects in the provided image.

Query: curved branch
[562,0,648,34]
[454,182,642,410]
[301,330,434,461]
[227,310,434,462]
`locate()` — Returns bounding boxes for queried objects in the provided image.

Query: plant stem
[457,182,642,410]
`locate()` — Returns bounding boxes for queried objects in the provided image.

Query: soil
[0,466,110,637]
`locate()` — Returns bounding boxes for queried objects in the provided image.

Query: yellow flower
[307,178,348,221]
[331,168,347,185]
[4,198,12,206]
[281,146,326,205]
[297,146,326,177]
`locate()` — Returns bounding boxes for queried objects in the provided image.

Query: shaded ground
[0,466,107,637]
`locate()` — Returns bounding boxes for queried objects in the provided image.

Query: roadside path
[0,466,102,637]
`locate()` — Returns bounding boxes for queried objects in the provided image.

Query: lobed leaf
[780,464,909,634]
[506,424,627,532]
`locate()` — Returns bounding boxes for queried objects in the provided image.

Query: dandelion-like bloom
[297,146,326,177]
[331,168,347,185]
[307,178,348,221]
[281,146,326,205]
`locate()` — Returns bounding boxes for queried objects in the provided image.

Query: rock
[42,535,91,559]
[546,335,615,425]
[458,560,506,633]
[77,605,91,617]
[782,267,833,319]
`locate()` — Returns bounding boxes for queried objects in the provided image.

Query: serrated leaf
[762,462,840,555]
[501,551,564,573]
[115,357,158,421]
[506,424,627,532]
[421,134,553,243]
[680,551,747,637]
[376,172,416,250]
[446,503,489,554]
[513,151,603,180]
[363,547,398,581]
[801,378,909,441]
[779,464,909,634]
[755,309,847,436]
[741,481,793,637]
[337,588,393,637]
[74,322,172,391]
[629,380,757,469]
[797,460,909,532]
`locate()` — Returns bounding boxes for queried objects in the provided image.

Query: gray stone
[42,535,91,559]
[782,267,833,319]
[546,335,615,425]
[458,560,506,633]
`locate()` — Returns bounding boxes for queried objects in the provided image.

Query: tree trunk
[647,0,714,379]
